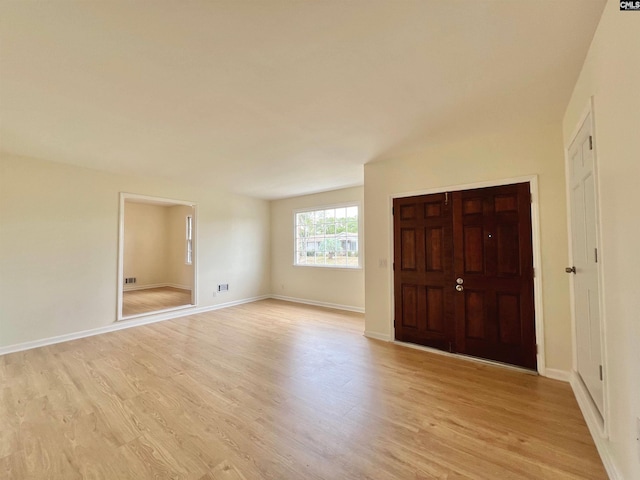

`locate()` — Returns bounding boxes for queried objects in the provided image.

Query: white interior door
[568,112,604,415]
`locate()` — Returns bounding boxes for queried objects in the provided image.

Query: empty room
[1,1,638,479]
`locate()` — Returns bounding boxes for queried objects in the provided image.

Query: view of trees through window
[295,205,359,267]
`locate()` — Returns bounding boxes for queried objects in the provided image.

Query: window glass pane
[324,208,335,221]
[185,215,193,264]
[294,205,359,268]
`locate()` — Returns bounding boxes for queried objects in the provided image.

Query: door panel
[497,293,521,344]
[462,197,483,215]
[400,229,417,270]
[401,285,418,329]
[394,183,536,370]
[464,290,486,339]
[426,227,443,271]
[426,287,445,331]
[463,226,484,273]
[494,194,518,212]
[496,224,519,276]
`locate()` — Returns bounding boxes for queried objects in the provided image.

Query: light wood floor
[0,300,606,479]
[122,286,192,317]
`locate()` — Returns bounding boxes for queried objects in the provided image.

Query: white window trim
[293,201,363,270]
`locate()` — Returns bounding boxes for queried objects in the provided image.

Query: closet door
[568,113,604,414]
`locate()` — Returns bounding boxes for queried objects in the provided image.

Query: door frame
[563,97,609,437]
[388,175,547,375]
[116,192,199,322]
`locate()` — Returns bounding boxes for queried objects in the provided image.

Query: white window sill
[293,264,363,271]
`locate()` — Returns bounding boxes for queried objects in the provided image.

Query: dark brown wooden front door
[393,182,536,370]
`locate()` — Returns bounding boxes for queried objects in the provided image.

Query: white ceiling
[0,1,605,199]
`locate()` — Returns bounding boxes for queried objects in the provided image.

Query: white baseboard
[123,283,192,292]
[0,295,270,357]
[542,368,571,382]
[123,282,167,292]
[270,295,364,314]
[364,330,391,341]
[570,371,621,480]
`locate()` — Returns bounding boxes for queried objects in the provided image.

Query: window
[295,205,360,268]
[185,215,193,264]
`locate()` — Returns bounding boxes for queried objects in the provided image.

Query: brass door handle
[565,266,576,274]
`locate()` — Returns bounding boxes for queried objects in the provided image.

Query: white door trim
[563,97,609,437]
[387,175,546,375]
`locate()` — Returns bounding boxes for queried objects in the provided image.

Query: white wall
[363,120,572,371]
[270,186,364,311]
[0,153,271,348]
[563,1,640,477]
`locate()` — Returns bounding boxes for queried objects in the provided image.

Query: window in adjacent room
[186,214,193,265]
[294,204,360,268]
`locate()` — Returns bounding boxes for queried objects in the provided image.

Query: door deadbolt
[456,278,464,285]
[455,285,464,292]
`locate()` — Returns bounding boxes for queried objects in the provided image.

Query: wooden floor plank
[201,461,249,480]
[122,287,192,317]
[0,299,606,479]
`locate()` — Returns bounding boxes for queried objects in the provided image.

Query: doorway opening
[117,193,198,321]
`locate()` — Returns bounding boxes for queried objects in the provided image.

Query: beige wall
[167,204,194,289]
[123,202,195,291]
[123,202,170,288]
[563,1,640,477]
[364,121,571,371]
[270,187,364,310]
[0,153,271,348]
